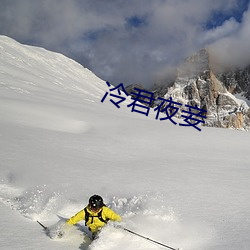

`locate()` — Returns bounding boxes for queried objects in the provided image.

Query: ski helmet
[89,195,104,210]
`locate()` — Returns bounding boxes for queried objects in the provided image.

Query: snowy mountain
[165,49,250,129]
[0,36,250,250]
[127,49,250,130]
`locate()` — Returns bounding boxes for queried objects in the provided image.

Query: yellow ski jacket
[67,206,121,233]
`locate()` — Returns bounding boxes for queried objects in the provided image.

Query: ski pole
[122,227,180,250]
[37,220,48,231]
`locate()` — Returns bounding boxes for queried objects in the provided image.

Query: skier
[66,194,121,239]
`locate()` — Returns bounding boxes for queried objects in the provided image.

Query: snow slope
[0,36,250,250]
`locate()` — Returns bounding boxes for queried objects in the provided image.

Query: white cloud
[200,18,240,45]
[209,5,250,69]
[0,0,249,86]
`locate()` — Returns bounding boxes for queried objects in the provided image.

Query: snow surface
[0,35,250,250]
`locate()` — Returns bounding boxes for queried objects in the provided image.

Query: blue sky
[206,0,249,28]
[0,0,249,87]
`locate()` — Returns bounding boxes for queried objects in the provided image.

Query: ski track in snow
[0,179,212,250]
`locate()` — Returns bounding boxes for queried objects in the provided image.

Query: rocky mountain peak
[127,48,250,130]
[163,49,250,130]
[177,48,210,78]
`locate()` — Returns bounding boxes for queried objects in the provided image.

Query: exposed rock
[124,49,250,130]
[217,66,250,100]
[153,49,250,130]
[125,83,145,95]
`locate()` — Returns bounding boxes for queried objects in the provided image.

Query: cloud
[0,0,249,87]
[200,18,240,45]
[209,4,250,69]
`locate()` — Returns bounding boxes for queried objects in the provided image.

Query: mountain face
[127,49,250,130]
[164,49,250,129]
[217,66,250,100]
